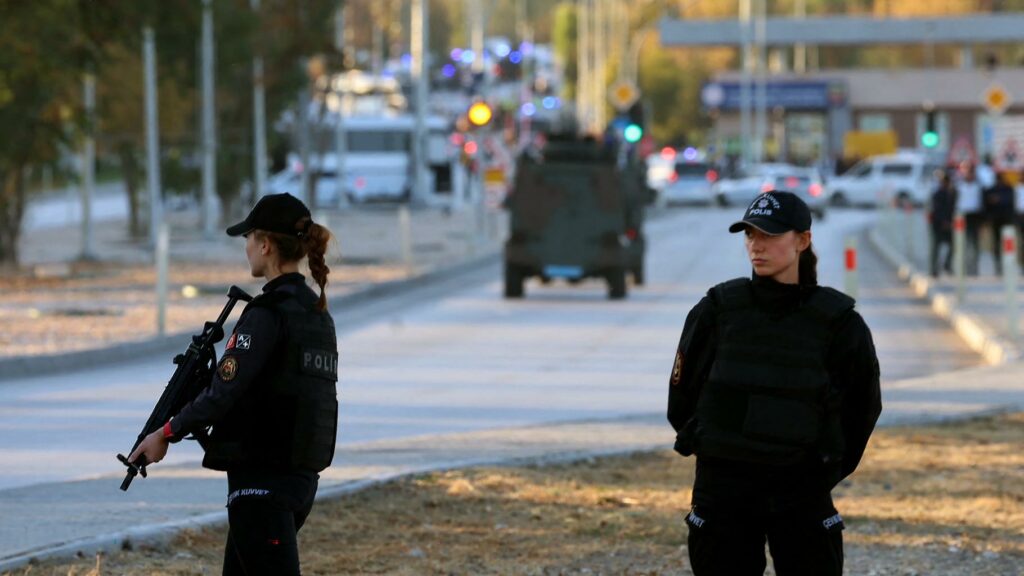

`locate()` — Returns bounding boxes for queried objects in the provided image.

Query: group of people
[929,159,1019,277]
[129,190,881,575]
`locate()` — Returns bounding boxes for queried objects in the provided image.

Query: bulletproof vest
[694,278,853,466]
[202,285,339,473]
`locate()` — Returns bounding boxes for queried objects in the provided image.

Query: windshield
[675,163,709,177]
[347,130,412,153]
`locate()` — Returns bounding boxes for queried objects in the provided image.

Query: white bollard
[398,204,413,271]
[844,235,858,300]
[156,221,170,337]
[953,212,966,304]
[1001,225,1018,342]
[903,204,916,264]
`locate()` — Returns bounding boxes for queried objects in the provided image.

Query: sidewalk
[869,207,1022,364]
[3,202,507,368]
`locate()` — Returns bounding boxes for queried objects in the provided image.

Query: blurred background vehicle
[660,148,717,206]
[826,152,941,208]
[761,167,829,219]
[504,137,646,300]
[713,163,794,207]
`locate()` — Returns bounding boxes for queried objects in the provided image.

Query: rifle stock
[117,285,252,491]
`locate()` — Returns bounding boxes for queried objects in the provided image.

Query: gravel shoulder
[11,412,1023,575]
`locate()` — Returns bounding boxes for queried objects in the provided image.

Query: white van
[826,153,942,207]
[269,114,460,206]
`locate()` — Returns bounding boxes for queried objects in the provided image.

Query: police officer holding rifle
[122,193,339,576]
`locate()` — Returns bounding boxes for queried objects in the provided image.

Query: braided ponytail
[301,221,332,311]
[255,216,333,311]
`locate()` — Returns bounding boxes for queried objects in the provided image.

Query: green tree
[0,0,125,267]
[551,2,577,100]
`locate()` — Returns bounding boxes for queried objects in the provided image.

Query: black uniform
[668,275,881,576]
[169,272,338,576]
[929,182,957,277]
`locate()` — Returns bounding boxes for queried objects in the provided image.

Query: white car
[826,153,942,207]
[661,160,717,205]
[713,163,796,207]
[761,168,829,219]
[266,165,343,209]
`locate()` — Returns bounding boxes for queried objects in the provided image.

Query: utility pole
[753,0,767,163]
[794,0,806,74]
[143,26,163,250]
[576,0,591,133]
[593,0,606,133]
[80,72,96,260]
[741,0,757,166]
[334,1,348,207]
[201,0,217,238]
[251,0,268,204]
[411,0,429,204]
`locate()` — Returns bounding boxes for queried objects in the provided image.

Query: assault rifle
[116,285,252,491]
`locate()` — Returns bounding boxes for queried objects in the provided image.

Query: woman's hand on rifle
[129,426,171,465]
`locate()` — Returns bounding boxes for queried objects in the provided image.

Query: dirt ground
[9,413,1024,576]
[0,259,409,358]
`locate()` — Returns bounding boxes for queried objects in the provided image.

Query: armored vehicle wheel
[632,264,645,286]
[607,268,627,300]
[504,263,525,298]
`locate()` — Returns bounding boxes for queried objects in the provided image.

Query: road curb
[0,422,663,572]
[0,250,502,382]
[867,226,1020,365]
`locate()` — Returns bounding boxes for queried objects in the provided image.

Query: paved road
[0,207,985,563]
[1,207,975,488]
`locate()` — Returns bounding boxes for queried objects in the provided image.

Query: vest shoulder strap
[709,278,755,313]
[804,286,855,323]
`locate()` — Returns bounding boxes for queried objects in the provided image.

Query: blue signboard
[701,80,846,111]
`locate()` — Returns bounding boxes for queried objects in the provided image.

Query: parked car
[761,167,828,219]
[661,160,717,205]
[266,164,342,209]
[713,163,796,207]
[645,153,675,192]
[826,153,942,207]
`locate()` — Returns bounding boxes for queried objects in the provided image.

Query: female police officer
[130,192,339,576]
[667,191,881,575]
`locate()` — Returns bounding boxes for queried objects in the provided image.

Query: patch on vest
[671,351,684,386]
[218,356,239,381]
[225,333,251,351]
[301,348,338,379]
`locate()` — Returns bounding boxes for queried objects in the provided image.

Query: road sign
[990,115,1024,171]
[947,135,977,167]
[983,83,1012,115]
[609,81,640,112]
[1000,138,1021,171]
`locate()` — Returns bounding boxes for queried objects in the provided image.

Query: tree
[0,0,125,267]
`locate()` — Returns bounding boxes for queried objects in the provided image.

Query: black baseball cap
[226,193,312,237]
[728,191,812,235]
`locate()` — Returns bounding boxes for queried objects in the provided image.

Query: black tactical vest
[694,278,853,466]
[202,285,339,473]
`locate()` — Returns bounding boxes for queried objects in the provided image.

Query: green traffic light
[921,131,939,148]
[624,124,643,143]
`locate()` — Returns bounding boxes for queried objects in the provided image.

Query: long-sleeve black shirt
[667,275,882,503]
[169,273,306,439]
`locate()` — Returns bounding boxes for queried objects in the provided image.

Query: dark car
[503,138,647,300]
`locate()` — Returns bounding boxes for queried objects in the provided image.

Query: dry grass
[0,261,407,358]
[8,413,1024,575]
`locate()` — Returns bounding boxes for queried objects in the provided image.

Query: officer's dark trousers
[686,499,843,576]
[222,475,317,576]
[685,458,844,576]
